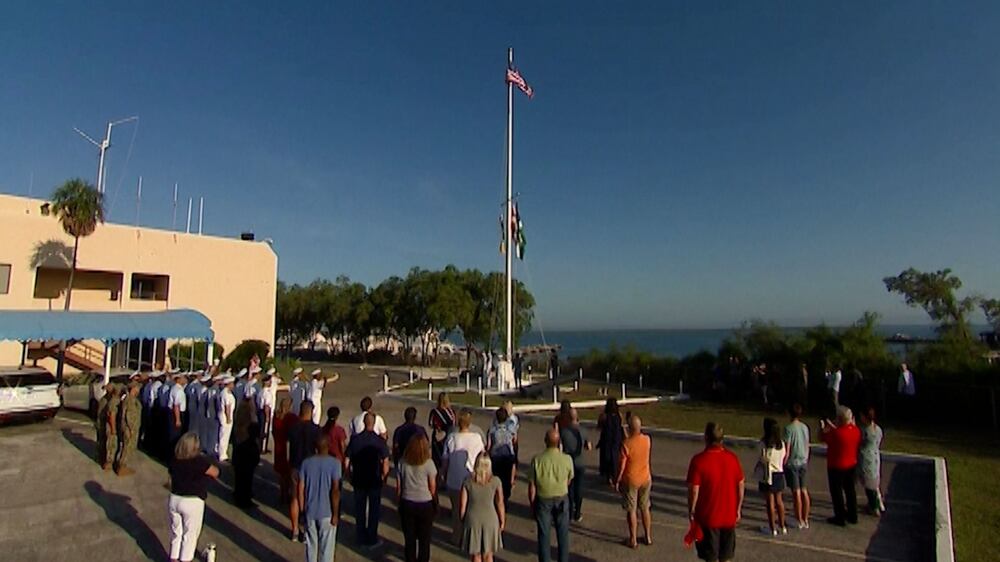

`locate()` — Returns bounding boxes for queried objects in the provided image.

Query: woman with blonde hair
[460,451,505,561]
[272,396,297,504]
[167,432,219,562]
[397,434,438,562]
[429,392,456,467]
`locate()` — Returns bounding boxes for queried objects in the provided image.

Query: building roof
[0,309,214,342]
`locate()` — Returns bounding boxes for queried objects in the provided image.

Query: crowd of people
[89,360,890,562]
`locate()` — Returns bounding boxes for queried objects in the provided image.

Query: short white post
[573,380,579,392]
[679,380,684,395]
[480,391,487,409]
[409,369,414,384]
[578,367,583,380]
[621,382,627,399]
[465,372,470,392]
[552,384,558,404]
[103,340,113,385]
[383,373,389,393]
[478,376,483,393]
[606,371,610,385]
[428,382,433,401]
[639,374,643,389]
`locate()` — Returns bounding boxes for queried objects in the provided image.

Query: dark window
[130,273,169,301]
[0,263,10,294]
[1,372,57,387]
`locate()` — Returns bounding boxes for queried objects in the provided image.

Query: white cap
[222,375,235,384]
[199,373,212,383]
[237,368,248,377]
[250,366,262,374]
[212,375,224,382]
[292,367,303,375]
[266,367,276,376]
[311,368,322,376]
[169,368,181,374]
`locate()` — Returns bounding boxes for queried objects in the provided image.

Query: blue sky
[2,2,998,329]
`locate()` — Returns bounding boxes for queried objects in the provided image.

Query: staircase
[27,340,104,372]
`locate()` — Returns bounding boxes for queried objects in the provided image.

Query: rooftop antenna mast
[74,115,138,193]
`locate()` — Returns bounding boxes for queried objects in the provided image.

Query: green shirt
[531,447,574,499]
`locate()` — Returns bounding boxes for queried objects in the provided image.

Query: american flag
[506,66,534,99]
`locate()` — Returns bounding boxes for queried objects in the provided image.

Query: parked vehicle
[0,367,60,423]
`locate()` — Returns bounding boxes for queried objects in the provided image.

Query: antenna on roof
[186,197,193,234]
[172,183,178,230]
[135,176,142,227]
[198,196,204,235]
[73,115,138,194]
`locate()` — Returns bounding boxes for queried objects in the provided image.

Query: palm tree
[47,178,104,382]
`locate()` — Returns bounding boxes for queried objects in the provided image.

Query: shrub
[167,342,225,371]
[221,339,271,373]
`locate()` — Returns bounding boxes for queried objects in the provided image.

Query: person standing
[299,434,342,562]
[442,409,486,545]
[309,369,327,425]
[185,374,203,450]
[140,374,158,451]
[559,409,591,523]
[616,415,652,547]
[858,407,886,515]
[820,406,862,526]
[461,452,505,562]
[597,398,624,486]
[687,423,745,562]
[288,400,322,542]
[272,397,297,504]
[784,404,812,529]
[392,407,428,466]
[429,392,456,467]
[156,375,174,460]
[486,407,518,508]
[346,412,391,549]
[258,373,278,453]
[897,362,916,418]
[548,349,560,380]
[795,364,809,410]
[168,374,189,454]
[528,428,573,562]
[323,406,348,478]
[755,418,788,536]
[350,396,388,440]
[826,366,842,413]
[216,376,236,462]
[290,367,306,416]
[232,398,261,509]
[167,433,219,562]
[116,382,142,476]
[96,383,119,471]
[512,352,524,389]
[396,434,438,562]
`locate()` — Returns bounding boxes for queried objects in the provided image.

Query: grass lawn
[576,400,999,561]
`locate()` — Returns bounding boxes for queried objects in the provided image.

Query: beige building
[0,193,277,372]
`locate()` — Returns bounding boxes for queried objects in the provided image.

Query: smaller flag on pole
[499,214,506,254]
[513,203,526,259]
[506,66,534,99]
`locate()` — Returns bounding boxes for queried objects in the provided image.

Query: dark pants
[535,495,570,562]
[233,438,260,508]
[353,486,382,546]
[514,370,522,388]
[492,454,515,506]
[827,467,858,524]
[400,499,434,562]
[568,465,584,519]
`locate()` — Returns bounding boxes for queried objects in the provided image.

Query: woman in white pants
[167,433,219,562]
[217,377,236,462]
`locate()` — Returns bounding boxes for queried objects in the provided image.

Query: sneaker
[781,527,788,535]
[760,526,776,536]
[803,520,810,529]
[572,514,583,523]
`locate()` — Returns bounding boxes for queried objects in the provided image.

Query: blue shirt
[300,455,342,520]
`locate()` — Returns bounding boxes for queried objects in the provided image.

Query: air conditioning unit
[240,232,255,241]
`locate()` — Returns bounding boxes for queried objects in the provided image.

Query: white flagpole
[505,47,514,369]
[135,176,142,226]
[172,183,178,230]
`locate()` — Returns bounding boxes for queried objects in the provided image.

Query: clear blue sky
[2,2,998,329]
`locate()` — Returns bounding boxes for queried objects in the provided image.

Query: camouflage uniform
[116,387,141,473]
[97,387,120,469]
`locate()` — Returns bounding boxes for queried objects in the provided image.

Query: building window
[130,273,169,301]
[0,264,10,294]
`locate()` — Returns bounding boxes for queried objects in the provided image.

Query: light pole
[74,115,138,193]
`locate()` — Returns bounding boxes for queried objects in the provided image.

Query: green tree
[46,178,105,383]
[981,298,1000,333]
[883,268,978,341]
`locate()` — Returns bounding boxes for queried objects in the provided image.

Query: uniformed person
[96,383,120,470]
[116,381,142,476]
[289,367,305,415]
[217,375,236,462]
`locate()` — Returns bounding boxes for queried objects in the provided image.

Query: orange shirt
[619,433,652,487]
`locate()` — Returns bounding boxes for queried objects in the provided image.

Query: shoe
[760,526,776,536]
[572,514,583,523]
[101,463,111,471]
[826,517,846,527]
[116,466,136,477]
[803,521,810,529]
[781,527,788,535]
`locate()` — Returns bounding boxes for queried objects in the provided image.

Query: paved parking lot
[0,366,934,562]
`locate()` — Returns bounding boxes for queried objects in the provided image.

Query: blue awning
[0,309,214,342]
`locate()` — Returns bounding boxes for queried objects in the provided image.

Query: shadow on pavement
[83,480,167,561]
[864,462,936,562]
[62,427,98,462]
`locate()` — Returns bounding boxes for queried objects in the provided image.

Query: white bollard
[478,376,483,393]
[553,384,558,404]
[481,391,487,409]
[621,382,627,400]
[465,372,470,392]
[428,382,433,401]
[578,367,583,380]
[679,380,684,395]
[574,380,579,392]
[409,369,414,383]
[383,373,389,393]
[639,374,643,389]
[606,371,610,384]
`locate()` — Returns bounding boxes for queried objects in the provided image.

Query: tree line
[275,266,535,364]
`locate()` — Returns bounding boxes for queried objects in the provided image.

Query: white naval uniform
[309,379,324,425]
[216,388,235,461]
[256,382,277,450]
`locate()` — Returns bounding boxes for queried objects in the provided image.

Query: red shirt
[686,445,745,529]
[822,423,861,470]
[325,422,348,471]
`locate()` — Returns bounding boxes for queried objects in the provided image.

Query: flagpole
[505,47,515,377]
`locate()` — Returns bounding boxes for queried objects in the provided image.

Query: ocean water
[519,325,946,359]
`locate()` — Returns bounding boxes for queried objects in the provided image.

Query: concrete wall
[0,193,277,368]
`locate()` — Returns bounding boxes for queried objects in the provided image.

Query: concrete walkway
[0,365,933,562]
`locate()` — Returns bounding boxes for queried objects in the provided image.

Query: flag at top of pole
[507,65,534,99]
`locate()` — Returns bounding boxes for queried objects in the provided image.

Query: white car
[0,367,61,423]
